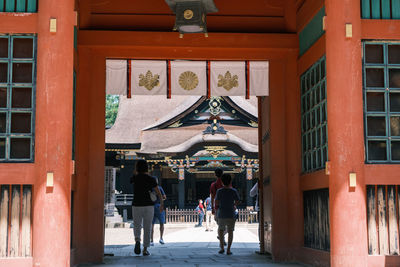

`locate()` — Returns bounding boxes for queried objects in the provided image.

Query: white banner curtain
[210,61,246,96]
[171,61,207,96]
[131,60,167,95]
[106,60,127,95]
[250,61,269,96]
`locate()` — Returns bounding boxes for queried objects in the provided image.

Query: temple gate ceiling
[78,0,305,33]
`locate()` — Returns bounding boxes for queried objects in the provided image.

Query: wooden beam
[86,14,286,33]
[296,0,324,32]
[0,13,38,33]
[300,169,329,191]
[0,164,36,184]
[78,30,297,49]
[298,35,325,76]
[285,0,297,32]
[365,165,400,184]
[361,20,400,40]
[89,0,284,16]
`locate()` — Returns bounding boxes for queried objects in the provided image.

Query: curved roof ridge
[142,96,203,130]
[147,132,257,154]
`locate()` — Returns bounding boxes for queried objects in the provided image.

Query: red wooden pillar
[285,50,302,258]
[33,0,74,265]
[73,49,106,264]
[325,0,367,266]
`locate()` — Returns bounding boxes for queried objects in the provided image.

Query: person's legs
[199,212,204,226]
[209,211,214,230]
[205,210,211,230]
[257,211,260,243]
[159,223,164,242]
[142,206,154,255]
[227,230,233,254]
[132,206,143,242]
[132,206,143,254]
[154,206,165,244]
[218,227,225,253]
[151,206,157,245]
[226,219,235,255]
[151,223,155,244]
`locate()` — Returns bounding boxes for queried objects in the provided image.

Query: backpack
[205,198,211,210]
[195,205,203,213]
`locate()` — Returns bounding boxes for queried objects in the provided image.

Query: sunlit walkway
[79,223,303,266]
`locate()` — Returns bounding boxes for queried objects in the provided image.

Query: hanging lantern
[165,0,218,38]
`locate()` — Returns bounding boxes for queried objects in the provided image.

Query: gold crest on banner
[139,70,160,91]
[179,71,199,91]
[217,71,238,91]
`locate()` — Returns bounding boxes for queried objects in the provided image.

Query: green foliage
[105,95,119,127]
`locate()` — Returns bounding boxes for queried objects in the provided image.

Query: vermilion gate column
[325,0,368,266]
[33,0,74,266]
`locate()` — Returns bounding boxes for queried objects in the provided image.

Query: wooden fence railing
[165,208,258,224]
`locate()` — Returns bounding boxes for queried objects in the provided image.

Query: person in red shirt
[210,168,224,216]
[195,199,205,227]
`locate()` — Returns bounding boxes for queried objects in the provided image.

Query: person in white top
[249,181,260,249]
[250,182,259,211]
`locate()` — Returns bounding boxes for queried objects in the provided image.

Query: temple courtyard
[79,223,303,266]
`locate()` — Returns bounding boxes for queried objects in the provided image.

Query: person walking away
[210,168,223,217]
[151,181,167,246]
[249,182,259,212]
[195,199,205,227]
[130,160,164,256]
[215,173,240,255]
[249,181,260,241]
[204,195,213,231]
[210,168,226,244]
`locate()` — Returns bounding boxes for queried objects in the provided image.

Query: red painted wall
[0,0,75,266]
[295,2,400,266]
[326,0,367,266]
[5,1,400,265]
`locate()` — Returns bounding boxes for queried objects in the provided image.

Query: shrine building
[105,95,259,213]
[1,0,400,267]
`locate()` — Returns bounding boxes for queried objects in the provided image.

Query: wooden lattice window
[0,35,36,162]
[363,42,400,163]
[0,185,32,257]
[0,0,37,12]
[361,0,400,19]
[301,56,328,173]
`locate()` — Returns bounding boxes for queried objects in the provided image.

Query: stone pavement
[80,223,304,267]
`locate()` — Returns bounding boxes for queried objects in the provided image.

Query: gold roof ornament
[248,121,258,128]
[179,71,199,90]
[139,70,160,91]
[204,145,227,158]
[168,120,183,128]
[217,71,239,91]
